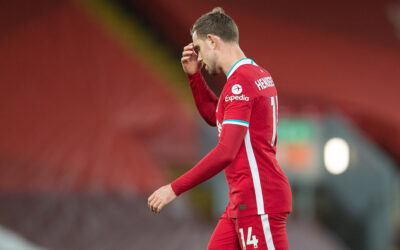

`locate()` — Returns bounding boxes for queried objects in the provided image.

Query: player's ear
[206,34,218,50]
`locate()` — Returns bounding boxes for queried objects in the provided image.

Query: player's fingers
[181,56,191,63]
[182,50,194,56]
[156,202,164,214]
[150,195,159,205]
[148,194,156,205]
[183,43,194,51]
[152,200,162,213]
[157,202,166,213]
[148,202,153,211]
[149,194,158,206]
[150,201,157,213]
[148,198,155,210]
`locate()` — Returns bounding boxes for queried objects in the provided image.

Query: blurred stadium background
[0,0,399,249]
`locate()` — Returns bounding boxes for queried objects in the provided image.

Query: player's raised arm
[181,43,219,126]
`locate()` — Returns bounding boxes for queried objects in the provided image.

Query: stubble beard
[205,61,218,75]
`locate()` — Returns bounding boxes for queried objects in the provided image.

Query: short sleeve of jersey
[222,76,254,127]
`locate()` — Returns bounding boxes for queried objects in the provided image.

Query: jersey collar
[226,58,255,79]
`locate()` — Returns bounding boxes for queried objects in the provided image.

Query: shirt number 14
[239,227,259,249]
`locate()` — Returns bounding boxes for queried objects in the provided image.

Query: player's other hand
[147,184,177,214]
[181,43,203,76]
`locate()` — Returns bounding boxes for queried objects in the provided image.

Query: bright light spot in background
[324,137,350,175]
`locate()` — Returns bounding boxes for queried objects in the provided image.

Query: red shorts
[207,212,289,250]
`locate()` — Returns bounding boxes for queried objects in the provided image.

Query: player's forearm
[188,71,218,126]
[171,125,247,196]
[171,143,232,196]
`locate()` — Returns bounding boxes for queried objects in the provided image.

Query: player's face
[192,32,218,75]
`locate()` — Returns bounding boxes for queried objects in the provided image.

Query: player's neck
[220,44,246,77]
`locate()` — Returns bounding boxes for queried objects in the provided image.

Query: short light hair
[191,7,239,43]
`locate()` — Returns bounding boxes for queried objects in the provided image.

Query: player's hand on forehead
[182,43,197,55]
[181,42,202,75]
[182,43,194,56]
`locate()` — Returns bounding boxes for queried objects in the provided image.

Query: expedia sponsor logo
[225,94,250,102]
[231,84,243,95]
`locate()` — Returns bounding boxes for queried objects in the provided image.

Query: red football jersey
[217,58,292,218]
